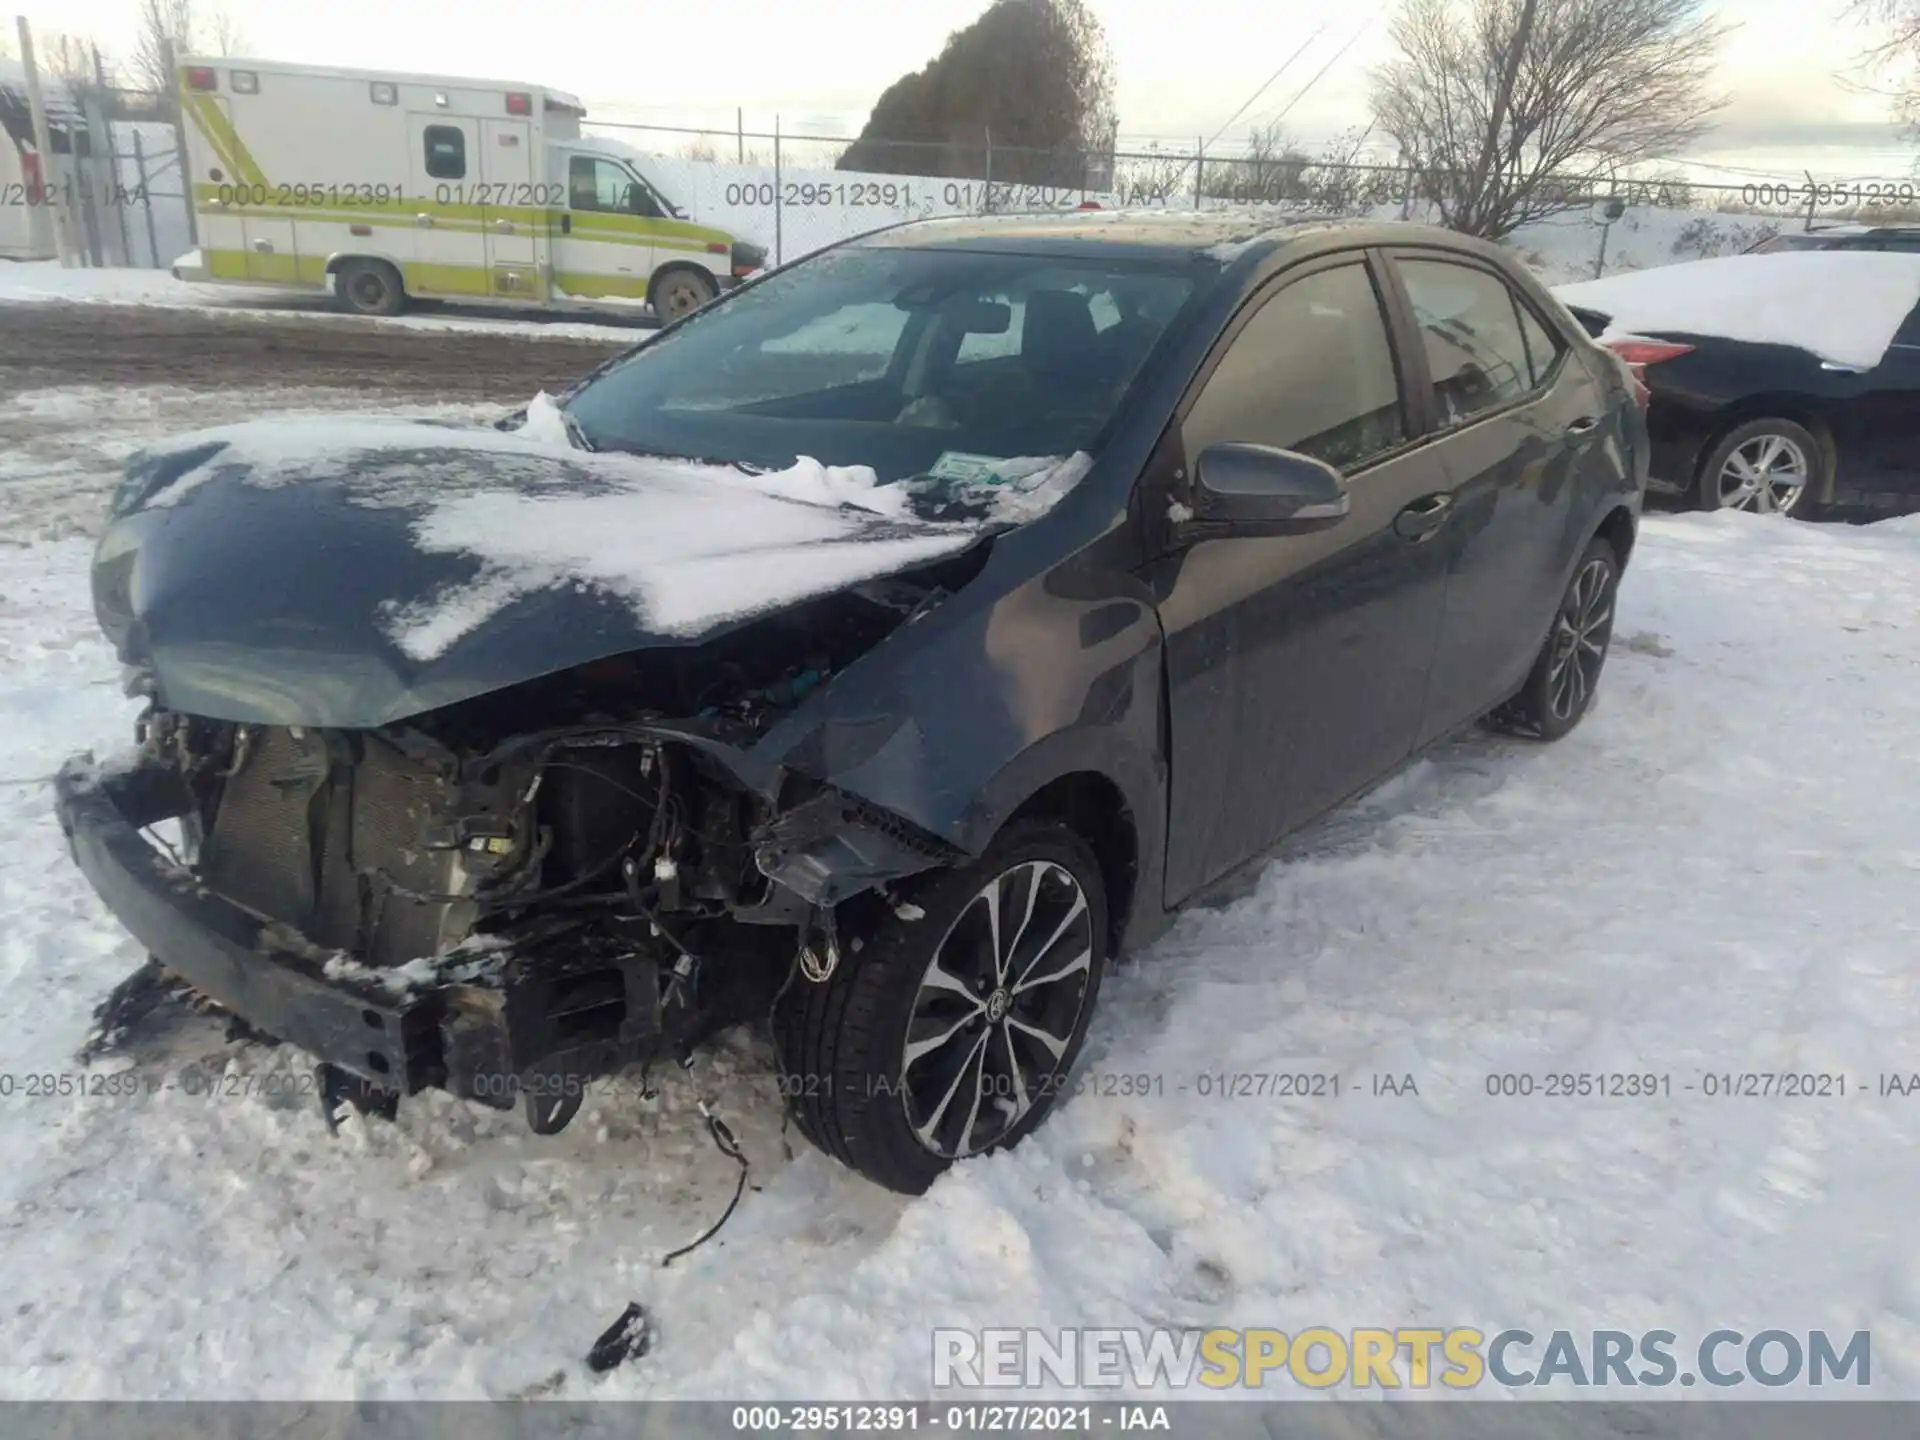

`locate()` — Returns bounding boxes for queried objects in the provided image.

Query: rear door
[479,117,546,301]
[1384,252,1611,742]
[1151,252,1452,901]
[1840,301,1920,500]
[406,114,485,297]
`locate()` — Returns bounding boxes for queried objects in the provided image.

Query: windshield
[564,245,1200,488]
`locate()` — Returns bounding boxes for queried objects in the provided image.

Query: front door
[406,114,485,298]
[479,118,545,301]
[1151,254,1452,902]
[551,152,659,304]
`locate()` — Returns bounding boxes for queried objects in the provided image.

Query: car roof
[1806,223,1920,237]
[852,209,1500,267]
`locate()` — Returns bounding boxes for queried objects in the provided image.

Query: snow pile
[1554,250,1920,369]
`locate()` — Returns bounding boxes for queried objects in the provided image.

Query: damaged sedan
[56,214,1644,1194]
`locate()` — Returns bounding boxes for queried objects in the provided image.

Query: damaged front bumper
[52,754,660,1106]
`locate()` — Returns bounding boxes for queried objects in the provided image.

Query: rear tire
[774,821,1109,1195]
[334,259,406,317]
[1486,537,1620,742]
[1695,417,1826,518]
[649,267,717,324]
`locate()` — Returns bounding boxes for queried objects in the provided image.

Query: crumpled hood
[96,416,997,728]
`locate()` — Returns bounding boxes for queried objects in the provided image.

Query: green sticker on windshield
[927,451,1013,485]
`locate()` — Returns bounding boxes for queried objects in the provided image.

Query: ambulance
[170,57,760,319]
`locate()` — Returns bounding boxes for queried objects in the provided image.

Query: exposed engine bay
[68,572,974,1134]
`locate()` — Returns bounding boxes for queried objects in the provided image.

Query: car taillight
[1602,337,1693,409]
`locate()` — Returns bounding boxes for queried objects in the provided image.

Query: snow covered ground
[0,261,650,343]
[3,384,1919,1403]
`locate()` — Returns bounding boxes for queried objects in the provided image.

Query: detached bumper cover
[52,754,656,1100]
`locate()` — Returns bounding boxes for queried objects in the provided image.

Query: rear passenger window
[1398,260,1535,425]
[1516,304,1564,385]
[423,125,465,180]
[1183,263,1406,473]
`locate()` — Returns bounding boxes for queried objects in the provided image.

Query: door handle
[1566,415,1601,435]
[1394,492,1453,541]
[251,238,273,253]
[495,219,515,234]
[415,213,435,227]
[560,213,572,234]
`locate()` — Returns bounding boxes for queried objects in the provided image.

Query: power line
[1204,26,1327,150]
[1241,12,1381,136]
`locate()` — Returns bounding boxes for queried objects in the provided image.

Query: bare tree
[206,8,246,56]
[41,33,113,103]
[1371,0,1729,239]
[130,0,244,94]
[131,0,192,94]
[1849,1,1920,132]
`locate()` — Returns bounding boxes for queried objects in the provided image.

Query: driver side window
[569,155,661,217]
[1182,262,1407,473]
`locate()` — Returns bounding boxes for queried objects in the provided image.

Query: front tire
[774,821,1109,1195]
[649,266,718,324]
[1696,417,1825,518]
[1487,537,1619,742]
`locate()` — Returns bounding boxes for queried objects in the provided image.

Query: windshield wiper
[559,408,597,453]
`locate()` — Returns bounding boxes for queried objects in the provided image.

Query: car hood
[94,415,1020,728]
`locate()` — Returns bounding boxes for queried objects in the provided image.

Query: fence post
[132,129,159,268]
[736,107,744,165]
[16,17,80,267]
[1194,138,1204,209]
[773,115,783,267]
[983,127,992,212]
[1802,170,1818,233]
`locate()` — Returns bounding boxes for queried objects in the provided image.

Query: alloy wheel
[1716,433,1808,514]
[900,860,1095,1159]
[1547,557,1615,723]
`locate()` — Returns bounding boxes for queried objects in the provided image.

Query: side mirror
[1185,443,1350,537]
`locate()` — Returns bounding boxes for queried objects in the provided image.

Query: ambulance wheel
[335,259,407,317]
[649,267,716,324]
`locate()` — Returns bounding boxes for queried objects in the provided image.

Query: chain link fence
[593,116,1920,283]
[11,78,1917,283]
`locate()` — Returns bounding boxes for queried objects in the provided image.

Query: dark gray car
[56,213,1645,1193]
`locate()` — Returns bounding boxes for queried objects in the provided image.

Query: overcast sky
[14,0,1915,179]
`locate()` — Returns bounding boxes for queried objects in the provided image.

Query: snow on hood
[120,408,1093,664]
[1553,251,1920,371]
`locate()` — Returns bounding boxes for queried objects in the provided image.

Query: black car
[1564,279,1920,518]
[1744,224,1920,256]
[55,213,1644,1193]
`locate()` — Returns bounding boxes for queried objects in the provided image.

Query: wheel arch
[1003,772,1139,959]
[1594,504,1637,571]
[322,251,406,282]
[952,730,1167,959]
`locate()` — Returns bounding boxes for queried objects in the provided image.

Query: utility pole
[15,16,81,267]
[1465,0,1540,235]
